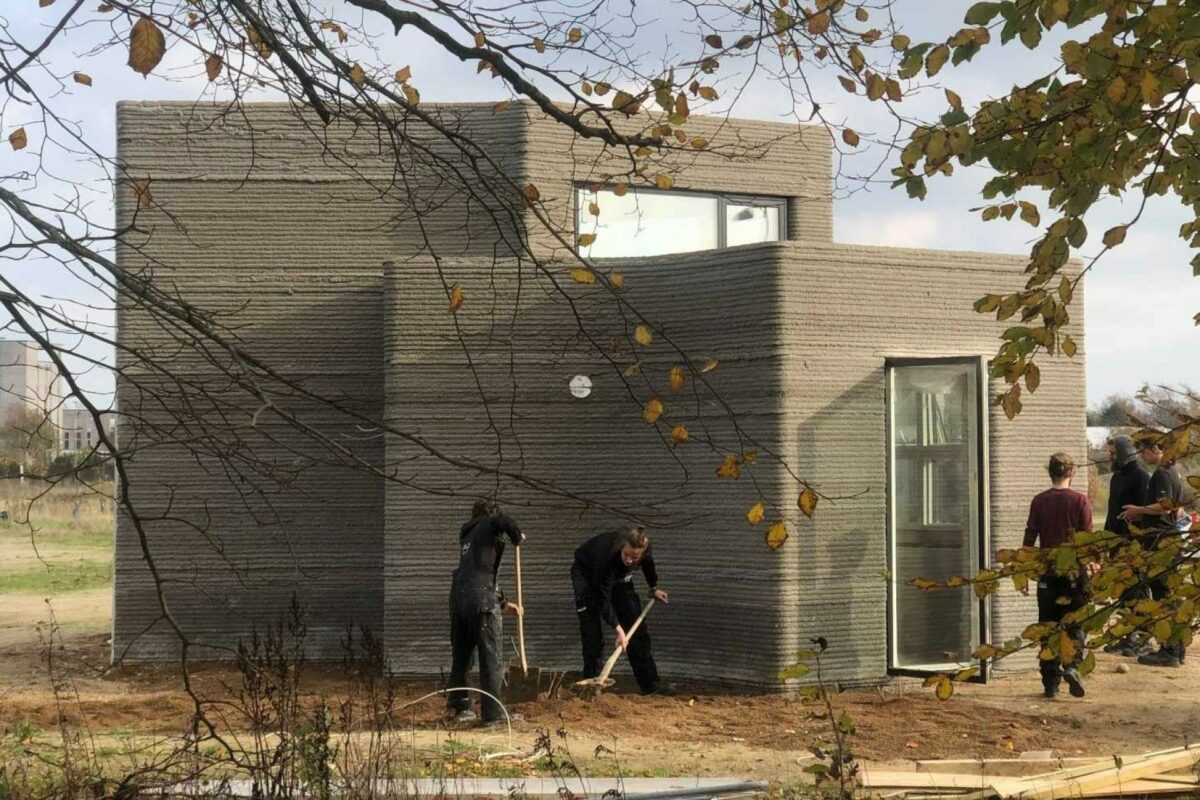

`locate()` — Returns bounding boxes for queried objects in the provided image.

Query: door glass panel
[890,363,981,670]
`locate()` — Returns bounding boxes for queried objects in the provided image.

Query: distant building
[60,406,115,455]
[0,340,63,434]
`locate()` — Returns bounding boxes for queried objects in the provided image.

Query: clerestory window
[575,186,786,259]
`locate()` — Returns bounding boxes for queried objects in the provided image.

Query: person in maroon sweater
[1022,452,1093,699]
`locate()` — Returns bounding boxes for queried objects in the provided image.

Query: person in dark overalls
[1022,452,1092,699]
[447,499,524,723]
[570,525,672,695]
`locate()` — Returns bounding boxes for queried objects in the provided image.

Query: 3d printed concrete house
[114,101,1086,686]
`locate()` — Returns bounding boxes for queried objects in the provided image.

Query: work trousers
[447,606,504,721]
[1149,576,1188,661]
[1036,572,1087,692]
[572,576,659,693]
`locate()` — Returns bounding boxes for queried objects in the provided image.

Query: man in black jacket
[447,499,524,723]
[1101,435,1153,656]
[571,525,672,695]
[1122,440,1188,667]
[1105,435,1151,538]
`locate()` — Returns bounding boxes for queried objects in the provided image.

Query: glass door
[887,358,988,674]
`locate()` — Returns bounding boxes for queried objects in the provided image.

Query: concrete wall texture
[114,100,1085,684]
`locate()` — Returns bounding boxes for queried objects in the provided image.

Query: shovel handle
[515,545,528,675]
[596,597,656,684]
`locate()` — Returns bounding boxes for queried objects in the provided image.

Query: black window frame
[573,184,788,256]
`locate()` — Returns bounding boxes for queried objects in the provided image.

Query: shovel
[574,597,656,697]
[504,546,546,702]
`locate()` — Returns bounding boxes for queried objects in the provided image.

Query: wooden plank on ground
[917,760,1105,778]
[964,744,1200,800]
[857,769,1025,796]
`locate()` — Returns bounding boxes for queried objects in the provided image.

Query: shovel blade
[505,665,546,703]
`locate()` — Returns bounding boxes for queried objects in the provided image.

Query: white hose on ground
[395,686,533,761]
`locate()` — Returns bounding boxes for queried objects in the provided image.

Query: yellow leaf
[634,324,653,346]
[205,55,222,81]
[715,455,741,480]
[448,283,463,313]
[474,31,486,48]
[671,424,689,444]
[743,451,758,463]
[655,174,674,190]
[1058,631,1076,665]
[926,44,949,77]
[1062,334,1078,358]
[612,91,640,115]
[73,72,93,87]
[610,271,624,288]
[349,63,366,87]
[643,397,664,424]
[698,85,718,101]
[533,37,545,54]
[588,201,600,216]
[570,268,596,285]
[1102,225,1127,247]
[613,182,628,197]
[746,502,765,525]
[798,487,818,518]
[132,178,152,207]
[690,137,708,149]
[578,233,596,247]
[935,675,954,701]
[522,183,540,202]
[1025,362,1040,393]
[128,16,166,77]
[395,65,412,84]
[40,0,54,6]
[623,361,642,378]
[568,27,582,43]
[945,88,962,111]
[1106,75,1127,104]
[838,76,857,94]
[493,101,510,114]
[765,521,788,550]
[842,128,860,147]
[402,84,420,106]
[9,128,27,151]
[669,365,686,393]
[701,358,719,373]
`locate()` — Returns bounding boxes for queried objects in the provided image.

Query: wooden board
[960,745,1200,800]
[916,759,1105,778]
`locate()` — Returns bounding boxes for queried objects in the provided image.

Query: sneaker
[643,684,677,697]
[1042,686,1059,699]
[1061,668,1086,698]
[452,709,478,723]
[1119,641,1153,658]
[1138,649,1181,668]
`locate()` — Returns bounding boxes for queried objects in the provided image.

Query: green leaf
[778,662,811,681]
[964,2,1002,25]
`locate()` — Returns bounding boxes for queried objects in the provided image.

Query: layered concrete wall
[382,248,797,683]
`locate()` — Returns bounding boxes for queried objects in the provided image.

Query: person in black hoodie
[571,525,672,695]
[1104,435,1151,538]
[1101,435,1153,656]
[447,499,524,723]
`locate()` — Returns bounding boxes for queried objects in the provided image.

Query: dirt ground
[0,625,1197,785]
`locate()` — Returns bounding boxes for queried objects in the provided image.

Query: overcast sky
[2,0,1196,408]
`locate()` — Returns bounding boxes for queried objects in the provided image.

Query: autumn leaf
[842,128,860,147]
[704,34,723,49]
[798,487,818,518]
[935,675,954,701]
[623,361,642,378]
[715,455,741,479]
[612,91,640,115]
[578,233,597,247]
[634,324,653,346]
[533,37,545,54]
[669,365,686,393]
[349,63,366,87]
[570,268,596,285]
[128,16,166,77]
[1102,225,1127,248]
[671,424,689,444]
[205,55,222,81]
[402,85,420,106]
[910,577,939,591]
[807,12,830,35]
[643,397,664,424]
[568,27,582,43]
[9,128,27,151]
[655,174,674,190]
[1062,335,1078,358]
[701,358,719,373]
[926,44,949,77]
[1058,631,1077,665]
[522,183,540,203]
[838,76,857,94]
[1025,362,1040,393]
[132,178,152,207]
[765,521,788,550]
[395,65,412,84]
[610,271,624,288]
[447,283,463,313]
[73,72,92,87]
[746,502,765,525]
[743,451,758,463]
